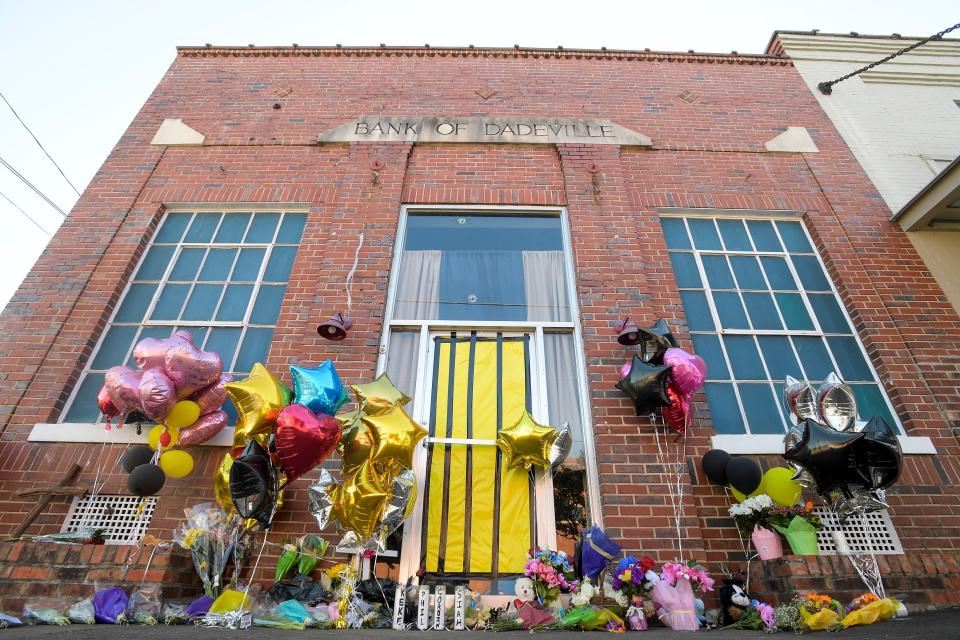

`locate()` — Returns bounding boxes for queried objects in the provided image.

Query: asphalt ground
[2,608,960,640]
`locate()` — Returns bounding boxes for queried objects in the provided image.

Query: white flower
[614,591,629,607]
[644,570,661,585]
[557,551,567,558]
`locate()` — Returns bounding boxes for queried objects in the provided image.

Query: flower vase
[751,525,783,560]
[626,597,648,630]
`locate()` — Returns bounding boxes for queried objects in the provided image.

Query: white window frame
[29,204,309,447]
[659,208,935,455]
[381,204,602,588]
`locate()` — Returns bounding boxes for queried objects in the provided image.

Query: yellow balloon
[214,452,235,513]
[351,374,411,416]
[336,408,362,434]
[341,422,373,475]
[361,404,427,470]
[730,479,765,503]
[763,467,803,506]
[147,424,178,450]
[337,462,390,540]
[495,410,558,471]
[225,363,292,441]
[159,449,194,478]
[166,400,201,430]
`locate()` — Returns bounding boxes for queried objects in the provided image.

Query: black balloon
[725,456,763,495]
[857,416,902,490]
[638,318,679,365]
[702,449,731,485]
[121,445,155,473]
[128,463,166,497]
[783,418,865,496]
[615,354,672,415]
[230,439,279,527]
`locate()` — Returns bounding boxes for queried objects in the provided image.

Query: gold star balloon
[338,462,390,540]
[496,410,559,471]
[225,363,292,441]
[361,404,427,471]
[351,373,412,416]
[340,421,373,475]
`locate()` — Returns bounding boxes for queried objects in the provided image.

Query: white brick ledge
[711,433,936,455]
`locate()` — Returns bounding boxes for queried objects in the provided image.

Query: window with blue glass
[62,210,307,424]
[661,215,899,436]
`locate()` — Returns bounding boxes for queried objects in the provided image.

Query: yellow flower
[326,563,349,578]
[621,570,632,582]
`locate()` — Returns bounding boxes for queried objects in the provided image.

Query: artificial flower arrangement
[523,548,578,607]
[649,560,714,631]
[608,555,656,630]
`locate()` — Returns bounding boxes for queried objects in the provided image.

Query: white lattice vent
[813,508,903,555]
[61,494,157,545]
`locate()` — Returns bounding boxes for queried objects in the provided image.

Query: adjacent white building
[768,31,960,311]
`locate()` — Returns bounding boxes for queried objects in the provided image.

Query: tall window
[661,214,898,435]
[61,209,306,424]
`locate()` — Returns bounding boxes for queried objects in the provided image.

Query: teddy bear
[718,577,751,626]
[514,576,536,603]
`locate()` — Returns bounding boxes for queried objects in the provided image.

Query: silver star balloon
[308,469,340,530]
[549,422,572,470]
[380,469,416,535]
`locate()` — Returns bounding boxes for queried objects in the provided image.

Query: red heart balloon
[275,404,342,483]
[662,382,690,436]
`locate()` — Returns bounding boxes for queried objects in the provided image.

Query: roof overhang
[893,155,960,231]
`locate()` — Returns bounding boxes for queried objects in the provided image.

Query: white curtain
[394,250,441,320]
[543,332,584,465]
[386,331,420,416]
[522,251,570,322]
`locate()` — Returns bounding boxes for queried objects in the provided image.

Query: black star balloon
[638,318,679,365]
[856,416,902,490]
[615,354,672,416]
[783,418,865,496]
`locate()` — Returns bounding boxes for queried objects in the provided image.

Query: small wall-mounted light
[317,312,353,341]
[614,318,642,346]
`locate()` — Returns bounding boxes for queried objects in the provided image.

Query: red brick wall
[0,46,957,609]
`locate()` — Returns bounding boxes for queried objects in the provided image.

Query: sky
[0,0,955,308]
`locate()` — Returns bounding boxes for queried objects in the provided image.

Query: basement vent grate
[61,494,157,545]
[813,507,903,555]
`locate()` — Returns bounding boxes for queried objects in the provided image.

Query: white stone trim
[150,118,205,146]
[764,127,818,153]
[29,422,233,447]
[710,433,936,455]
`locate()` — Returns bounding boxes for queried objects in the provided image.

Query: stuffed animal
[570,578,595,607]
[514,576,536,603]
[718,577,751,626]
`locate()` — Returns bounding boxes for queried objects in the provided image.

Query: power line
[0,190,53,237]
[0,90,81,196]
[0,154,68,217]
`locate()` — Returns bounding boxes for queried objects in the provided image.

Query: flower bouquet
[523,548,578,607]
[769,501,822,555]
[649,561,714,631]
[610,555,656,630]
[841,593,899,628]
[722,598,776,631]
[729,494,782,559]
[797,593,844,631]
[174,503,244,597]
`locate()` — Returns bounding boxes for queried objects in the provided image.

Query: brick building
[0,43,958,611]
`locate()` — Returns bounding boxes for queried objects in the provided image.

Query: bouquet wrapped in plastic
[797,593,844,631]
[125,587,162,625]
[174,503,244,597]
[841,594,898,628]
[67,597,96,624]
[94,587,129,624]
[23,599,70,625]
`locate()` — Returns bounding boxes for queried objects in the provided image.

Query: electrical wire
[0,90,81,196]
[0,154,68,217]
[0,189,53,237]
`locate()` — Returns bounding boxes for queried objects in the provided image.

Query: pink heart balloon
[663,347,707,396]
[139,368,177,421]
[97,385,120,418]
[178,410,229,446]
[619,361,632,380]
[104,366,142,415]
[164,343,223,399]
[133,330,195,372]
[275,404,342,483]
[191,374,233,415]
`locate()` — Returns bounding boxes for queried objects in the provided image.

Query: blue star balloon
[290,360,348,416]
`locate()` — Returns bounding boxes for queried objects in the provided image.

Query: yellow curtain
[423,335,533,576]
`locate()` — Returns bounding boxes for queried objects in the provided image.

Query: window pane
[198,249,237,281]
[155,212,192,243]
[277,213,307,243]
[746,219,782,251]
[177,325,209,346]
[757,335,803,381]
[235,328,274,372]
[150,283,190,320]
[217,284,254,321]
[114,283,157,322]
[775,293,814,330]
[232,248,266,280]
[250,285,286,325]
[777,221,813,253]
[717,219,752,251]
[91,325,139,370]
[214,213,251,243]
[680,291,715,331]
[703,383,745,434]
[738,383,785,434]
[205,327,243,372]
[185,213,221,242]
[808,293,849,333]
[691,334,729,380]
[134,245,175,280]
[792,336,834,381]
[714,291,749,329]
[688,218,722,250]
[743,292,782,330]
[386,331,421,417]
[222,397,238,425]
[759,256,797,290]
[850,385,898,431]
[169,248,205,280]
[126,327,175,366]
[264,246,297,282]
[660,218,691,249]
[702,255,735,289]
[792,255,831,291]
[729,255,766,290]
[826,336,874,381]
[63,373,106,423]
[181,284,224,321]
[245,212,281,242]
[669,252,701,288]
[724,335,766,379]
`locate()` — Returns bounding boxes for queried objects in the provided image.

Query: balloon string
[345,233,364,313]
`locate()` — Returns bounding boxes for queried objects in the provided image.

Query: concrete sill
[711,433,936,455]
[28,423,234,447]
